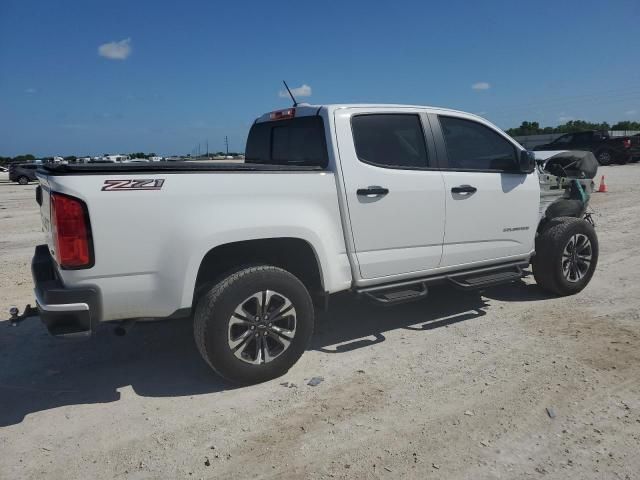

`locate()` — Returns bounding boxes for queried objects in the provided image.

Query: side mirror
[519,150,536,174]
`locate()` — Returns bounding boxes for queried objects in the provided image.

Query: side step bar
[356,260,528,305]
[448,266,523,290]
[363,283,428,306]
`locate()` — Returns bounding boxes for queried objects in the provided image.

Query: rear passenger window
[439,116,518,171]
[352,114,429,169]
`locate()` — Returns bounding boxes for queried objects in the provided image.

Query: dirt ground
[1,165,639,479]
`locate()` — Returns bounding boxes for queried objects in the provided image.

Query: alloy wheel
[598,151,611,164]
[228,290,297,365]
[561,233,592,283]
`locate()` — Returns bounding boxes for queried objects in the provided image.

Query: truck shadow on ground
[0,281,546,426]
[312,286,489,354]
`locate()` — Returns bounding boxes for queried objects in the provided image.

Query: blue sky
[1,0,639,156]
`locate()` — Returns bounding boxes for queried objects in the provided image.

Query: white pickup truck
[27,104,599,384]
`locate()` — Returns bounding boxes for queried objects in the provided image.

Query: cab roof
[255,103,488,123]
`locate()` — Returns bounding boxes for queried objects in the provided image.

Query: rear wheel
[17,176,29,185]
[615,154,629,165]
[533,217,598,296]
[193,266,314,384]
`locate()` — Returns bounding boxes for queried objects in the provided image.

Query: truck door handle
[451,185,477,194]
[357,186,389,197]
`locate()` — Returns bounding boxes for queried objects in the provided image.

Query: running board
[355,260,529,298]
[447,266,523,290]
[363,283,428,306]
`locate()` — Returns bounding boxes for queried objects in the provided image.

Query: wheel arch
[190,237,325,307]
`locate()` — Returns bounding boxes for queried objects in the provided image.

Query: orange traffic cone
[597,175,608,193]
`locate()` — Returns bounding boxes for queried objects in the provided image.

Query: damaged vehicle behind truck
[14,104,599,384]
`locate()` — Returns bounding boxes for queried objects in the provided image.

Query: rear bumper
[32,244,100,336]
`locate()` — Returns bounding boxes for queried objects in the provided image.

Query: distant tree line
[506,120,640,136]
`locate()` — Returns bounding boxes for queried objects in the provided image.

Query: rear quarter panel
[44,171,351,321]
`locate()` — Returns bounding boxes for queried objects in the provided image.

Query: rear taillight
[623,139,631,148]
[50,192,93,269]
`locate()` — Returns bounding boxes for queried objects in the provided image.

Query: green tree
[506,121,544,136]
[11,154,36,163]
[611,121,640,130]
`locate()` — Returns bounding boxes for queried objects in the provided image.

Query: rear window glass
[245,116,328,167]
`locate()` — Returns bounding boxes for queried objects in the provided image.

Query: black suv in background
[9,163,39,184]
[533,130,635,165]
[632,134,640,162]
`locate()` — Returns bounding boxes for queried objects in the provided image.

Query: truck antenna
[282,80,298,107]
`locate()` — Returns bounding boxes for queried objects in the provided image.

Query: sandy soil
[1,165,639,479]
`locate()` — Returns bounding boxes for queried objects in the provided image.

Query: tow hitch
[7,304,39,326]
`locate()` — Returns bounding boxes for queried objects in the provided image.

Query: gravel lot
[1,166,639,479]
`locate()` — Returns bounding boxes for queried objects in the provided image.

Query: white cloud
[558,115,574,123]
[279,84,312,98]
[471,82,490,91]
[25,88,37,94]
[625,109,637,116]
[98,38,132,60]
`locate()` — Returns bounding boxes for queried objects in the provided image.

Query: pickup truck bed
[36,162,351,325]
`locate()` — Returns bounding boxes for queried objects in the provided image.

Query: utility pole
[225,136,229,155]
[206,140,209,158]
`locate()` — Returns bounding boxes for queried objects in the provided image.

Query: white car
[27,103,599,384]
[0,166,8,182]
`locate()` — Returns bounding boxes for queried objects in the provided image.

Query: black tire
[532,217,598,296]
[595,149,613,166]
[17,176,29,185]
[615,154,629,165]
[193,266,314,385]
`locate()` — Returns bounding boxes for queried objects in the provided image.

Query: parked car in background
[533,130,634,165]
[631,134,640,162]
[8,163,39,184]
[0,166,9,182]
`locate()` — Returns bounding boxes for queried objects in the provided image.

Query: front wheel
[533,217,598,296]
[193,266,314,384]
[17,176,29,185]
[596,149,613,166]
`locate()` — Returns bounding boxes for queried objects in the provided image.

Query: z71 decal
[101,179,165,191]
